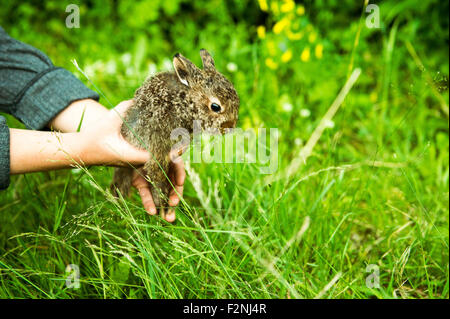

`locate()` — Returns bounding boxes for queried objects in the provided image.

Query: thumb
[111,99,149,166]
[118,137,150,165]
[111,99,134,120]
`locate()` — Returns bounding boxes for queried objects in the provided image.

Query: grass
[0,1,448,299]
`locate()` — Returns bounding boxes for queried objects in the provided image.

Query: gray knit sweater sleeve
[0,26,100,190]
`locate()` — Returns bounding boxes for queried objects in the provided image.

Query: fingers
[168,159,185,206]
[129,152,186,223]
[132,171,175,222]
[137,185,157,215]
[164,208,176,222]
[168,184,183,206]
[169,143,188,163]
[172,158,186,187]
[132,172,157,215]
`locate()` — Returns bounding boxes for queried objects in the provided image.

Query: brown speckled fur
[111,50,240,214]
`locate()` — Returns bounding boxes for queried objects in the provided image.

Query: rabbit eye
[210,103,221,113]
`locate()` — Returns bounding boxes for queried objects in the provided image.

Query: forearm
[7,99,114,175]
[48,98,110,133]
[9,128,92,174]
[9,100,150,175]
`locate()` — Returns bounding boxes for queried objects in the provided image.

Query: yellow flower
[265,58,278,70]
[281,49,293,63]
[273,17,290,34]
[315,44,323,59]
[258,0,268,12]
[270,1,279,15]
[308,32,317,43]
[300,47,310,62]
[286,30,303,40]
[296,5,305,15]
[266,40,277,56]
[257,26,266,39]
[280,0,295,13]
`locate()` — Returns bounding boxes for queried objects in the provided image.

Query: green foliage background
[0,0,448,299]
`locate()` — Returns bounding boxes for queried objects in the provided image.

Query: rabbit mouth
[219,120,236,134]
[220,120,235,129]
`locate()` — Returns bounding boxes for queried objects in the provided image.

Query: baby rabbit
[111,49,240,216]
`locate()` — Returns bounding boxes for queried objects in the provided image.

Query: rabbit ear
[200,49,215,71]
[173,53,198,87]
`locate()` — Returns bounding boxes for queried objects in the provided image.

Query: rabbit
[111,49,240,217]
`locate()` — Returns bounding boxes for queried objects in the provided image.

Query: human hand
[131,157,186,223]
[75,99,186,222]
[9,100,149,174]
[80,100,150,166]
